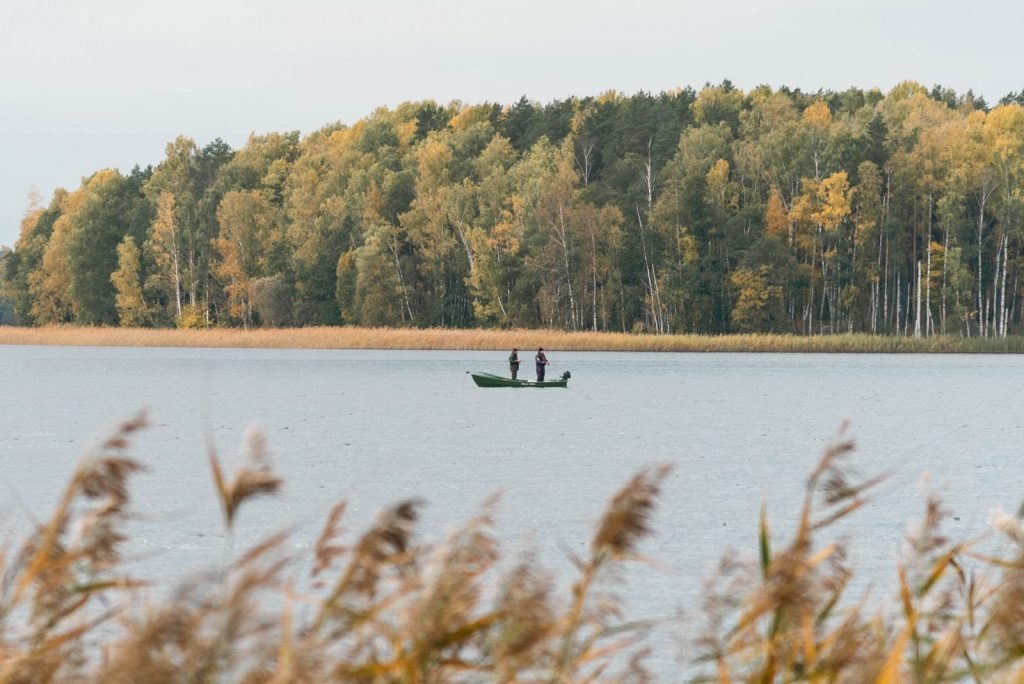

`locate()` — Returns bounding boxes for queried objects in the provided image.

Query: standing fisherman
[535,347,549,381]
[508,348,520,379]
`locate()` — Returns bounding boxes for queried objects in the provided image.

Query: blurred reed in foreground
[3,417,1024,682]
[0,325,1022,353]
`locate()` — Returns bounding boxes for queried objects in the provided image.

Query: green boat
[469,370,570,388]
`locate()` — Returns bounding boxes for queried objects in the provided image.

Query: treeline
[4,80,1024,336]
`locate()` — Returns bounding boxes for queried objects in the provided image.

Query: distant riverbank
[0,325,1021,353]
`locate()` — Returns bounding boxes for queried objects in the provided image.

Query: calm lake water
[1,345,1022,677]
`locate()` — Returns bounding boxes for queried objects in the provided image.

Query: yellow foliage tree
[764,186,790,242]
[731,266,783,333]
[146,192,182,319]
[27,190,84,324]
[110,235,148,326]
[812,171,853,232]
[28,214,75,324]
[214,190,278,327]
[705,159,738,213]
[803,100,833,180]
[802,100,832,128]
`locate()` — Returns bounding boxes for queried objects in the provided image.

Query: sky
[3,0,1023,249]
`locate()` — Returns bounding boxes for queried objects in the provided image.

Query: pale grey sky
[3,0,1022,248]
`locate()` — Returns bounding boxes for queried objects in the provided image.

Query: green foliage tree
[66,169,152,325]
[11,82,1024,337]
[249,275,292,327]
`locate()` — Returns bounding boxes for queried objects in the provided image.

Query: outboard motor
[561,370,571,381]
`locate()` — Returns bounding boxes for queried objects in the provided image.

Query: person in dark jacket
[535,347,549,381]
[509,348,520,379]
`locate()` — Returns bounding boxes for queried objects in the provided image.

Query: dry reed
[0,325,1022,353]
[5,419,1024,682]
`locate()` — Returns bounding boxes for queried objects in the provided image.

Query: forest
[4,80,1024,337]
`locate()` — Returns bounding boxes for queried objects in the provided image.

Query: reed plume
[0,412,148,683]
[692,428,887,681]
[11,415,1024,681]
[488,551,556,679]
[550,464,672,683]
[208,424,283,531]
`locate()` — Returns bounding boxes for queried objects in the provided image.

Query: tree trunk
[914,260,922,339]
[590,231,599,331]
[638,142,664,333]
[557,204,577,330]
[1000,233,1009,337]
[925,242,933,336]
[895,271,901,336]
[940,227,948,335]
[172,243,183,318]
[635,204,660,334]
[387,235,415,324]
[975,181,993,337]
[924,195,932,337]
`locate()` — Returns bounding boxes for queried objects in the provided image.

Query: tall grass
[5,418,1024,681]
[1,325,1022,353]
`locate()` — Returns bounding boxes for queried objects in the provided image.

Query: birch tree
[145,137,203,320]
[28,197,80,325]
[214,190,279,327]
[146,192,183,319]
[111,235,149,326]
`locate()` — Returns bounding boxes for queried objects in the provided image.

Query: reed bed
[0,325,1022,353]
[6,416,1024,682]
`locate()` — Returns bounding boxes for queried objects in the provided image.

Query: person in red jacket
[535,347,549,381]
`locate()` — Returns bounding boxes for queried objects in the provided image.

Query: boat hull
[470,372,568,388]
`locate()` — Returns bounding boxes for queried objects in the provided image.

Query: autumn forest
[4,80,1024,337]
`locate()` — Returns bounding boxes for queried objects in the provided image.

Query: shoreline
[0,325,1021,353]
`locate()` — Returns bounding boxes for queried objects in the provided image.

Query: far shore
[0,325,1021,353]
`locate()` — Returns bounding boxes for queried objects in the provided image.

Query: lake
[1,345,1022,677]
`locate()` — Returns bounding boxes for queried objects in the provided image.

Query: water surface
[1,346,1021,675]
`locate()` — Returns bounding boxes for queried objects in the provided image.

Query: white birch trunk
[873,280,880,334]
[977,209,985,336]
[941,228,949,335]
[171,238,183,318]
[642,142,664,332]
[635,204,660,334]
[914,261,922,338]
[387,235,415,323]
[925,241,933,336]
[557,204,577,330]
[882,231,889,330]
[1000,233,1009,337]
[895,271,901,336]
[590,231,599,331]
